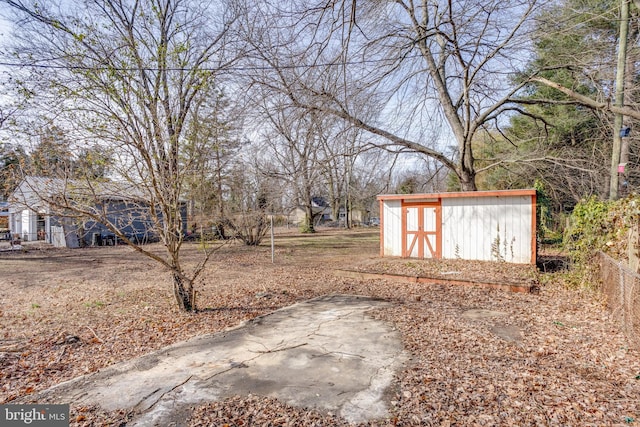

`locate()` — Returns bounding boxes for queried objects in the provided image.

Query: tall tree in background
[75,145,114,180]
[477,19,613,209]
[183,88,242,239]
[525,0,640,200]
[314,120,362,227]
[29,126,75,177]
[0,143,27,198]
[224,157,274,245]
[257,102,326,233]
[486,0,636,210]
[244,0,545,191]
[5,124,114,182]
[2,0,244,311]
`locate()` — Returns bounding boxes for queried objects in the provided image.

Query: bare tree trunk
[459,167,478,191]
[458,158,478,191]
[303,204,315,233]
[172,271,194,312]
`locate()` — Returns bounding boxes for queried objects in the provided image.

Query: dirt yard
[1,228,639,426]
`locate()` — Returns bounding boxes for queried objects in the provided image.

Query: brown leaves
[353,257,540,285]
[67,405,132,426]
[1,232,639,426]
[189,394,351,427]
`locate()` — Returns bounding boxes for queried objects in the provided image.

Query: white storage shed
[378,189,537,264]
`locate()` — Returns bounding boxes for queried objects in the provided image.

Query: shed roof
[377,189,536,201]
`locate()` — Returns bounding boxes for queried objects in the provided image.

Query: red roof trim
[377,189,536,201]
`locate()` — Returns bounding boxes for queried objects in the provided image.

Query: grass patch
[84,300,105,309]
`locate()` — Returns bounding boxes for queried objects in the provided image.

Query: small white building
[378,189,537,264]
[8,177,56,243]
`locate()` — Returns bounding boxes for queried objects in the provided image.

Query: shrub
[563,194,640,287]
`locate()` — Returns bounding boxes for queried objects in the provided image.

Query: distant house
[288,197,332,226]
[9,176,187,247]
[289,198,372,227]
[338,207,370,226]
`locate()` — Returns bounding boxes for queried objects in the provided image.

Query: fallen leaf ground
[1,228,638,426]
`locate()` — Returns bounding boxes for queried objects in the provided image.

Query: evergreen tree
[477,0,621,212]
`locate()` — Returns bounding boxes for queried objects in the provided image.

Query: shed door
[402,202,441,258]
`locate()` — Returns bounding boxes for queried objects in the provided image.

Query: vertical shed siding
[383,199,402,256]
[441,195,532,263]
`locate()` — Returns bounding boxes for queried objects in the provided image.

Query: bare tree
[224,157,273,245]
[316,123,363,228]
[255,98,327,232]
[183,87,243,239]
[511,0,640,201]
[2,0,244,311]
[243,0,545,191]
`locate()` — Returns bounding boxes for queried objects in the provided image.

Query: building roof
[377,189,536,201]
[10,176,152,204]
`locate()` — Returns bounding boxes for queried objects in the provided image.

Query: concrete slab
[489,323,523,342]
[25,295,406,425]
[462,309,523,342]
[461,309,508,320]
